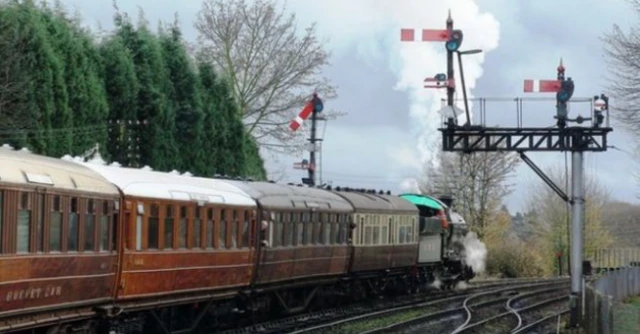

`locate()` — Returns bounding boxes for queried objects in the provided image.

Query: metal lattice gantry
[399,11,613,329]
[441,126,611,152]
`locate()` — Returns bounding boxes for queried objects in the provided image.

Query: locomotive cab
[416,205,446,264]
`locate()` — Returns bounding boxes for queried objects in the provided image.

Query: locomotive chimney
[438,194,454,208]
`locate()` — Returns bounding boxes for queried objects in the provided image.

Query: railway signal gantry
[399,11,613,329]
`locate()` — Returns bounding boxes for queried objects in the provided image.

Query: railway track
[212,276,569,334]
[451,283,570,333]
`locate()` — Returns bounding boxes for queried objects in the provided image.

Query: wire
[565,150,571,276]
[608,145,635,157]
[0,123,110,136]
[321,171,415,180]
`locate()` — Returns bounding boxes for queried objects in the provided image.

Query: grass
[625,295,640,306]
[335,307,436,334]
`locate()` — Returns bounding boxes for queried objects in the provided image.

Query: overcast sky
[61,0,640,213]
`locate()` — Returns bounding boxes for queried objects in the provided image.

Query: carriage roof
[222,181,353,212]
[77,158,256,207]
[0,145,120,196]
[330,190,419,214]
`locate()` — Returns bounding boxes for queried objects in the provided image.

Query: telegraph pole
[400,13,612,330]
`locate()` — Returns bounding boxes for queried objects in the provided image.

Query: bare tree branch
[524,166,613,272]
[602,0,640,132]
[419,142,520,238]
[194,0,339,151]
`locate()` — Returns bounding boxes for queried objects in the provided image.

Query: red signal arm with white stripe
[523,79,562,93]
[424,77,455,89]
[289,100,314,131]
[400,28,450,42]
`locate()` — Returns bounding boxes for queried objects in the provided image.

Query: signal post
[289,94,325,186]
[400,13,612,329]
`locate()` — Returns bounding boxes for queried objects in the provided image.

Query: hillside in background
[601,201,640,247]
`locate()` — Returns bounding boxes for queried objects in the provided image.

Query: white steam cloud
[391,1,501,189]
[462,231,487,274]
[289,0,500,188]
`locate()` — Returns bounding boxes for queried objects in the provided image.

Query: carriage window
[400,226,408,244]
[17,192,31,253]
[271,213,281,247]
[274,220,283,247]
[412,218,417,242]
[358,217,364,245]
[68,197,79,252]
[136,211,143,251]
[381,225,389,245]
[407,223,414,243]
[194,207,202,249]
[84,199,96,252]
[313,212,324,245]
[220,209,227,248]
[179,206,187,248]
[287,213,294,246]
[284,214,293,246]
[242,210,250,248]
[304,216,312,245]
[165,206,174,250]
[334,215,342,244]
[231,210,238,248]
[296,221,304,246]
[327,214,334,244]
[100,201,109,252]
[341,220,348,244]
[112,205,118,251]
[365,225,373,245]
[36,194,45,252]
[148,204,159,249]
[404,225,409,243]
[0,191,2,253]
[372,224,380,245]
[314,214,322,245]
[206,208,214,248]
[324,216,331,245]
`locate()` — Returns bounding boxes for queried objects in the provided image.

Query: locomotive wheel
[57,324,73,334]
[45,326,61,334]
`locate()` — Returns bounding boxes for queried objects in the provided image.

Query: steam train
[0,145,476,334]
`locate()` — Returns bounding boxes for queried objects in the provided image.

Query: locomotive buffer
[400,12,613,329]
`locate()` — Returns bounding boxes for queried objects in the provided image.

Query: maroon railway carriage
[78,162,259,333]
[331,189,419,294]
[0,148,120,333]
[224,181,354,313]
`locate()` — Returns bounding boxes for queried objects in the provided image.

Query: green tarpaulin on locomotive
[399,194,443,210]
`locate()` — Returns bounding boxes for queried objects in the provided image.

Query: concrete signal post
[399,13,613,329]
